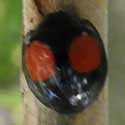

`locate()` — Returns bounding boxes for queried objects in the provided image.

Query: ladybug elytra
[23,11,107,114]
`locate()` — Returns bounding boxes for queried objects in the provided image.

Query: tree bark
[21,0,108,125]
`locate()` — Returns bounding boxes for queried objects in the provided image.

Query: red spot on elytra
[69,34,101,73]
[25,41,55,81]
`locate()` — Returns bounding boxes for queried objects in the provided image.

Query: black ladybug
[22,11,107,114]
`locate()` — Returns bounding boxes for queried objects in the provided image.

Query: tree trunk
[21,0,108,125]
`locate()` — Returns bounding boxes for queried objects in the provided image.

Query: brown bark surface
[21,0,108,125]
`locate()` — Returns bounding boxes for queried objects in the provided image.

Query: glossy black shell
[22,11,108,114]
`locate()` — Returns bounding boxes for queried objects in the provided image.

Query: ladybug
[22,11,107,114]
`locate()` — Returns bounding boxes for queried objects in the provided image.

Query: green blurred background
[0,0,124,125]
[0,0,22,125]
[109,0,125,124]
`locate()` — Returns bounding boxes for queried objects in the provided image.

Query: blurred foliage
[0,89,21,113]
[0,0,21,88]
[0,89,22,125]
[0,0,22,125]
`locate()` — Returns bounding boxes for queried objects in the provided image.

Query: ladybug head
[23,11,107,114]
